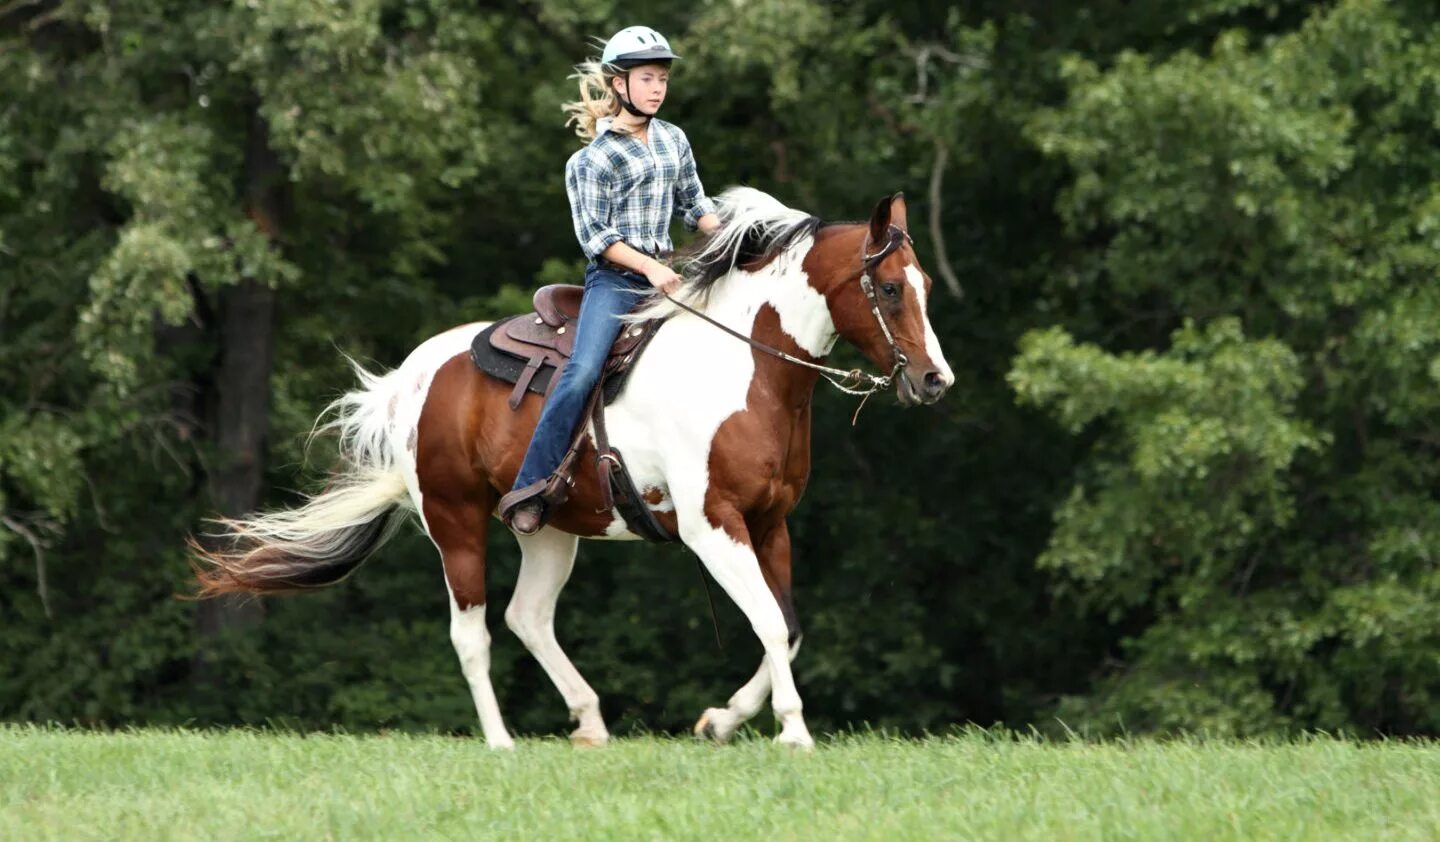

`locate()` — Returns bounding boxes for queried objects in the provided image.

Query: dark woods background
[3,0,1438,738]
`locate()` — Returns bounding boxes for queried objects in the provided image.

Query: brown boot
[508,500,545,536]
[499,480,550,536]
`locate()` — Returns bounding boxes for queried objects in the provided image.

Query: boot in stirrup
[499,480,549,536]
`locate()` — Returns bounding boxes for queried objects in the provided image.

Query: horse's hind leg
[425,490,514,749]
[505,527,609,747]
[695,520,802,744]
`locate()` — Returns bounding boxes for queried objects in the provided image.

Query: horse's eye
[881,283,900,298]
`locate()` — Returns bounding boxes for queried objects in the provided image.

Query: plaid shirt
[565,118,717,261]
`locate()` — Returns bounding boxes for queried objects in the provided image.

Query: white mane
[624,187,817,322]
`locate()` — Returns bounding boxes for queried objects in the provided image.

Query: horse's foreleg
[695,520,802,743]
[505,527,609,747]
[682,512,813,749]
[425,491,514,749]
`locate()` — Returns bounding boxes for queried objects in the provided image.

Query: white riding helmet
[601,25,681,68]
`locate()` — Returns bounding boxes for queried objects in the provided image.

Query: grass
[4,725,1440,840]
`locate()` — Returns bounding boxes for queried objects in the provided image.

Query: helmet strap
[613,70,654,121]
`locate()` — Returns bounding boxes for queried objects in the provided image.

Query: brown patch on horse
[415,354,500,610]
[416,351,677,544]
[702,304,818,541]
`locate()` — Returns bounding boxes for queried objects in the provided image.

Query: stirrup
[499,480,549,523]
[499,472,572,524]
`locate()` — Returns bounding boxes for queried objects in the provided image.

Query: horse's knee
[450,604,492,669]
[504,600,553,646]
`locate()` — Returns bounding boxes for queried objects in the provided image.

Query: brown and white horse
[193,187,953,750]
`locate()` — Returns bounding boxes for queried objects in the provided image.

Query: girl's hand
[644,261,683,296]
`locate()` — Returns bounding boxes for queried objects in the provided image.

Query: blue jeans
[512,263,652,491]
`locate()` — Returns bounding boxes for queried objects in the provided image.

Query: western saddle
[470,284,674,541]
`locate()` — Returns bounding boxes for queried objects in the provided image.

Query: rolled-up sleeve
[565,151,624,260]
[672,131,716,231]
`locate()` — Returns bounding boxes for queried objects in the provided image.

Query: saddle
[476,284,654,409]
[470,284,676,542]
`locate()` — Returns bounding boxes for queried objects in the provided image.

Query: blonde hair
[562,59,624,141]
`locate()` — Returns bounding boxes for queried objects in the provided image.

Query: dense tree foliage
[3,0,1436,737]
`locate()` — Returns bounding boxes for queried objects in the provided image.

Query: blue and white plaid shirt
[565,117,717,261]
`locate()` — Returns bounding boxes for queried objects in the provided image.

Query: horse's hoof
[774,733,814,752]
[569,729,609,748]
[487,736,517,751]
[693,708,738,744]
[774,721,814,752]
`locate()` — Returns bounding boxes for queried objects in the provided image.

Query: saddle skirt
[470,283,662,409]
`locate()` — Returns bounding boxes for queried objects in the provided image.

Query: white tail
[191,357,412,596]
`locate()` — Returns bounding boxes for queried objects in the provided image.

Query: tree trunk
[194,104,287,643]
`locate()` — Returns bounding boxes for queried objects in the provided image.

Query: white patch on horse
[507,527,609,746]
[761,241,835,357]
[444,595,514,749]
[903,264,955,385]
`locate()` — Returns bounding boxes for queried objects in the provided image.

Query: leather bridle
[661,223,914,421]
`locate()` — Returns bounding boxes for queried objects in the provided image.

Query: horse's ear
[889,192,908,232]
[868,195,892,245]
[868,192,907,244]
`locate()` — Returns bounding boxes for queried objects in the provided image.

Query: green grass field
[4,726,1439,840]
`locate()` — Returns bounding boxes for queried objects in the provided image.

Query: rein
[663,224,913,424]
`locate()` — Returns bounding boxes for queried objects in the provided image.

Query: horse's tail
[190,357,412,597]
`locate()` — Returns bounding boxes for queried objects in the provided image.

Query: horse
[191,187,954,750]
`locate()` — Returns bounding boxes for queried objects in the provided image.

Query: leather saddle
[473,284,659,410]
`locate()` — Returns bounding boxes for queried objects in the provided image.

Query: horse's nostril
[923,370,946,395]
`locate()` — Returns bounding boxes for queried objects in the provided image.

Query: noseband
[662,223,915,422]
[858,223,914,383]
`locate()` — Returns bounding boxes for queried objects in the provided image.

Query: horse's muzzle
[899,369,950,406]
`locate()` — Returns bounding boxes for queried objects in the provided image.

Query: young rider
[498,25,720,535]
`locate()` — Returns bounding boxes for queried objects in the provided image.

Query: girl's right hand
[645,261,683,296]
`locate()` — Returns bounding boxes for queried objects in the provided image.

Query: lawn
[4,726,1438,840]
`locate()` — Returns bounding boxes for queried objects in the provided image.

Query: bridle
[662,223,914,422]
[856,223,914,384]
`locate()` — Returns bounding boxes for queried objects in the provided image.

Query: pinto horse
[192,187,953,750]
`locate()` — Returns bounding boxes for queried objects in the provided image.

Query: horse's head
[812,194,954,406]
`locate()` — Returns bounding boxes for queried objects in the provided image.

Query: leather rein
[662,224,913,421]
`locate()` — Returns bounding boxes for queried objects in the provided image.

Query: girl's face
[615,64,669,114]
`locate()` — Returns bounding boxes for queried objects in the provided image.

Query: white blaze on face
[903,264,954,385]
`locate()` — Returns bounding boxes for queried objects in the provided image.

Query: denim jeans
[512,262,652,491]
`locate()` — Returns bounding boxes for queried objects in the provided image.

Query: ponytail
[561,59,625,141]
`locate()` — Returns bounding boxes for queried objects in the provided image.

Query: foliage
[2,0,1438,738]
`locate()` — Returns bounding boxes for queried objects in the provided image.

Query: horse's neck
[688,248,833,408]
[704,245,837,360]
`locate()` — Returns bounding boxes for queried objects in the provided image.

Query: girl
[499,25,720,535]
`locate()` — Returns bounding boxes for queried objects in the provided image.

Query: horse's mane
[626,187,821,322]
